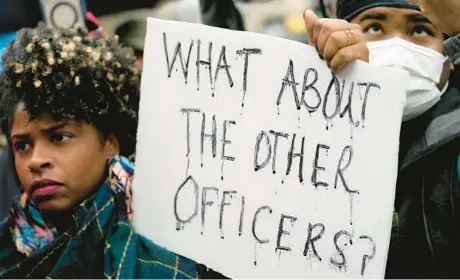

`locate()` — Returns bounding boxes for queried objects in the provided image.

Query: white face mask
[367,38,449,121]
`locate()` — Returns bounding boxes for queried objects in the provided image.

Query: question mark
[359,235,376,276]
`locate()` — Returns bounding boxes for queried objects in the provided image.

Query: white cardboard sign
[133,18,407,279]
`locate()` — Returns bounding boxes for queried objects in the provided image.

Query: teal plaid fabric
[0,156,198,279]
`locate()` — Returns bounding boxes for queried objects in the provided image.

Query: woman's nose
[26,143,53,172]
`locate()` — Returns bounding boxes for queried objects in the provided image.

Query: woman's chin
[34,197,72,213]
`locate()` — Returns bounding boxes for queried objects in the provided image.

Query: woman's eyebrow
[10,134,30,140]
[41,121,69,133]
[10,121,69,139]
[406,14,432,24]
[359,13,388,23]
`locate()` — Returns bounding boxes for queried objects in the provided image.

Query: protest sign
[133,17,408,279]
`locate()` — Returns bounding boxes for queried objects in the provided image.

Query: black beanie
[337,0,420,21]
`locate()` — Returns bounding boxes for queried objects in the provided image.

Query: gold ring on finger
[345,29,354,47]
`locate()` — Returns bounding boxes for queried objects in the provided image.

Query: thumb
[304,9,319,45]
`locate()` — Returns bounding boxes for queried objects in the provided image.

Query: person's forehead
[353,6,424,21]
[11,110,55,134]
[9,105,77,136]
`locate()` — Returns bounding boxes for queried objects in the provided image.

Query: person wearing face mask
[304,0,460,278]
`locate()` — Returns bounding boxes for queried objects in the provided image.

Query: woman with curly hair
[0,23,197,279]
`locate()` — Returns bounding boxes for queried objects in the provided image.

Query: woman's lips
[31,185,61,201]
[29,179,63,201]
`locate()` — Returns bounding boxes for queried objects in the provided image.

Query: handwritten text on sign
[133,18,407,279]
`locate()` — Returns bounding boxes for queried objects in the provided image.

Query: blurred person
[304,0,460,278]
[0,149,19,220]
[0,31,21,220]
[0,24,197,278]
[85,0,157,17]
[408,0,460,37]
[199,0,245,31]
[408,0,460,66]
[0,0,42,34]
[115,19,146,65]
[319,0,338,18]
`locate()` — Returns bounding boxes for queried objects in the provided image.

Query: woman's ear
[105,134,120,157]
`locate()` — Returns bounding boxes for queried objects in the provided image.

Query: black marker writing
[312,144,330,188]
[276,214,297,252]
[277,60,301,110]
[174,176,199,230]
[269,130,289,174]
[163,33,194,83]
[220,190,237,239]
[196,39,213,90]
[358,82,380,122]
[286,133,305,183]
[181,108,201,175]
[213,46,234,97]
[334,145,358,194]
[301,68,321,112]
[201,113,217,167]
[201,187,219,232]
[322,76,343,121]
[252,206,273,244]
[303,223,325,261]
[359,235,376,276]
[254,131,272,172]
[330,230,353,269]
[339,82,360,127]
[236,48,262,107]
[221,120,236,180]
[238,196,245,236]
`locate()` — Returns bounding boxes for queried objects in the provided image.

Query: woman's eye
[13,142,30,152]
[364,24,383,35]
[50,133,71,143]
[412,26,433,37]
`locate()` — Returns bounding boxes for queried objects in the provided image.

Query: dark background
[0,0,159,33]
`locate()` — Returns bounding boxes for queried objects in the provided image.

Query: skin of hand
[409,0,460,36]
[303,9,369,73]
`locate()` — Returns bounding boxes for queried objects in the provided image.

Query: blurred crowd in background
[0,0,338,151]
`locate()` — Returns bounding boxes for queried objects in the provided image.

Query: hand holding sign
[133,18,408,278]
[304,9,369,73]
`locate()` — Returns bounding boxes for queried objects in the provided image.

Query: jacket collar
[401,86,460,170]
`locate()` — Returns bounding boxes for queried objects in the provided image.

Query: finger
[323,27,364,62]
[304,9,319,45]
[329,42,369,73]
[315,21,335,55]
[316,20,355,56]
[312,18,329,48]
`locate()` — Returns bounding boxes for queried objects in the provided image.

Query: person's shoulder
[104,221,198,279]
[444,35,460,66]
[136,233,198,279]
[431,85,460,119]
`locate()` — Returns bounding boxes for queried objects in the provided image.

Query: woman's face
[352,7,445,50]
[352,7,451,89]
[10,104,119,212]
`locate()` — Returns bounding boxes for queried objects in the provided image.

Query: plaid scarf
[0,156,198,279]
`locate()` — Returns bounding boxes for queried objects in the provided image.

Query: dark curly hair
[0,23,141,157]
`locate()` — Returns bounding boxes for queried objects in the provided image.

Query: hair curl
[0,23,141,157]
